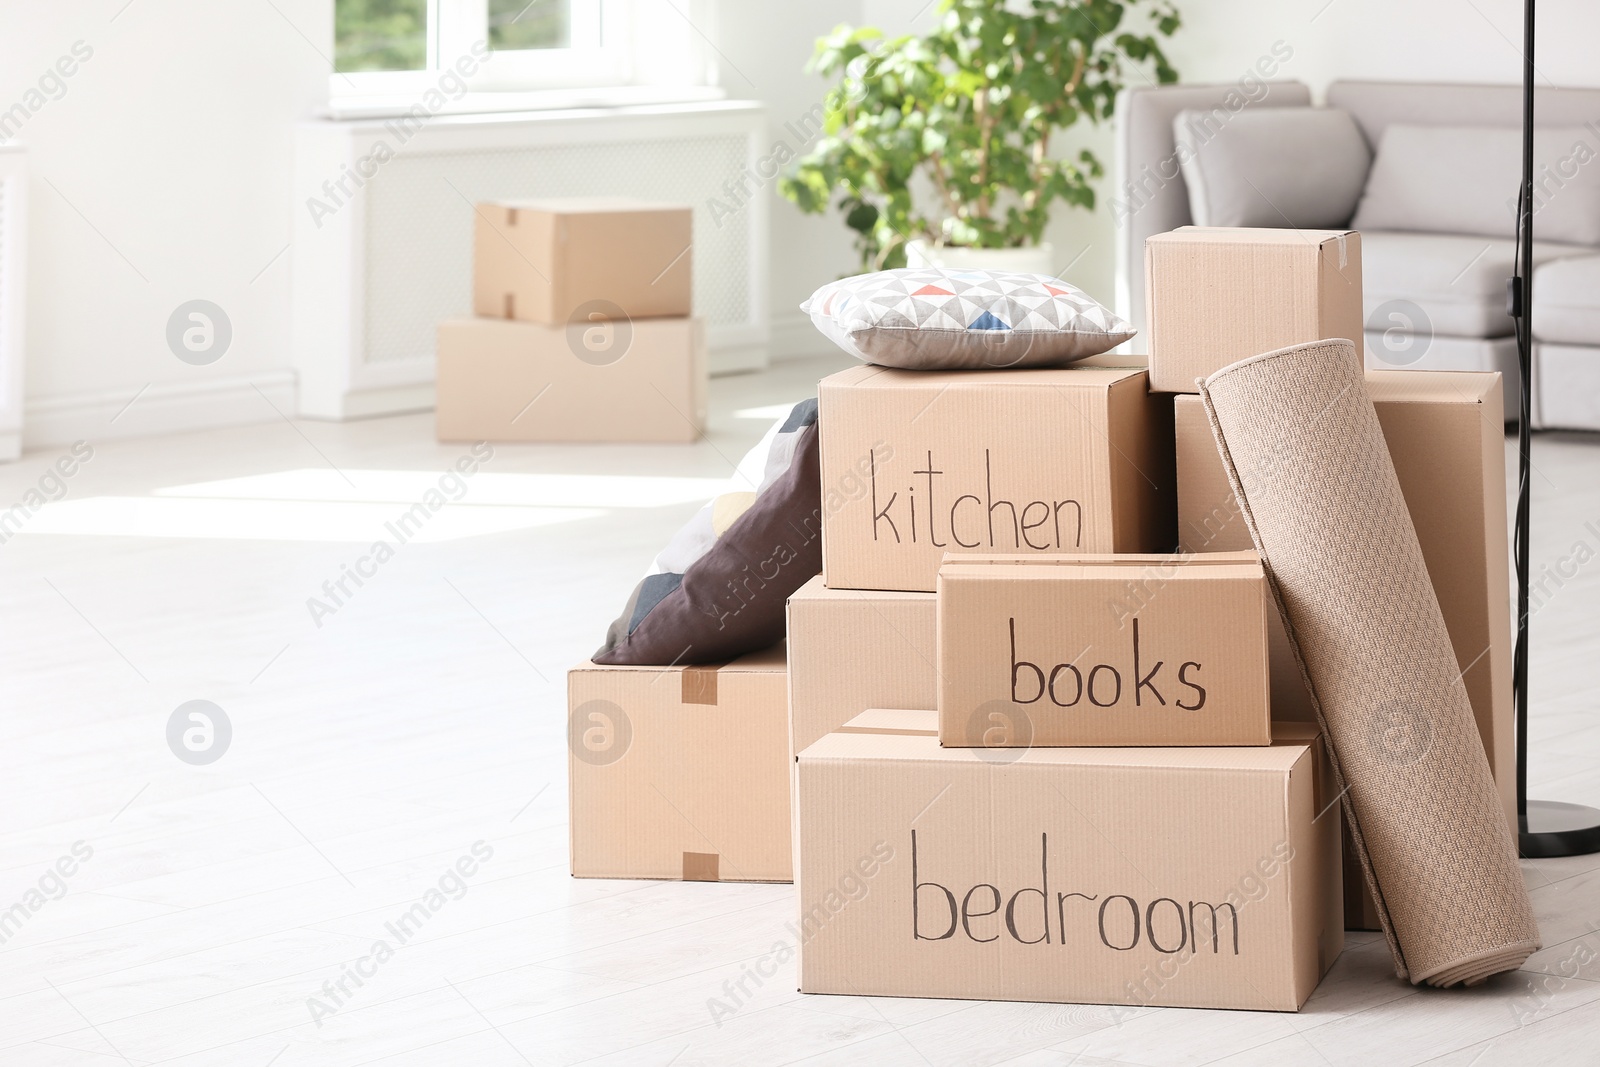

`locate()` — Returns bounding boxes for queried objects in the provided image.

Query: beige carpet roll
[1199,339,1538,987]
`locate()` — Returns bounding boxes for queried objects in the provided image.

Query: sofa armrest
[1114,81,1312,337]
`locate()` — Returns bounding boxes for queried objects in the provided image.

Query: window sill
[321,84,728,122]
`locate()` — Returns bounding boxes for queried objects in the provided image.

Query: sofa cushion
[1352,124,1600,245]
[1533,255,1600,345]
[1174,106,1372,229]
[1362,231,1593,339]
[1535,344,1600,430]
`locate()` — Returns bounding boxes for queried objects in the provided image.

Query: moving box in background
[937,553,1272,748]
[818,364,1175,592]
[436,316,705,443]
[1145,228,1363,393]
[796,711,1343,1011]
[473,198,693,326]
[786,576,935,759]
[567,645,791,882]
[1172,372,1516,833]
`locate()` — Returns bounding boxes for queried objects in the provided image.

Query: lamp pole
[1512,0,1600,858]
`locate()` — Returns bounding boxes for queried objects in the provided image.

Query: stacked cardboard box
[797,711,1343,1011]
[1150,229,1516,929]
[437,197,706,443]
[790,340,1346,1011]
[565,224,1515,1012]
[567,646,790,882]
[1171,375,1516,832]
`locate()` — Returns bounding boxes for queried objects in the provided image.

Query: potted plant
[780,0,1180,275]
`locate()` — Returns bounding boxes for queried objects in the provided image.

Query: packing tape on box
[1198,338,1538,987]
[681,852,720,881]
[681,666,720,706]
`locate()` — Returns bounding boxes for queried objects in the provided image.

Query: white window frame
[329,0,716,106]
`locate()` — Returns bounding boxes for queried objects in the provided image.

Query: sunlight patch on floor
[16,468,727,543]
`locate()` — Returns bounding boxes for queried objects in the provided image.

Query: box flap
[821,364,1146,392]
[1074,353,1149,370]
[487,196,692,214]
[720,642,788,672]
[940,561,1262,583]
[788,574,933,606]
[569,642,785,677]
[1155,226,1356,248]
[1365,369,1499,405]
[836,708,939,735]
[939,550,1259,569]
[803,712,1312,772]
[1269,721,1320,746]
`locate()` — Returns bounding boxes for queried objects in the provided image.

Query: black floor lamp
[1512,0,1600,858]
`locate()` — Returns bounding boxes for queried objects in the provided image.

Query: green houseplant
[780,0,1181,274]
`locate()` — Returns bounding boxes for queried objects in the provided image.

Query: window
[334,0,429,73]
[332,0,713,101]
[487,0,573,51]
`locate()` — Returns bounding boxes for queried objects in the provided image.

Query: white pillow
[1352,124,1600,245]
[801,267,1135,370]
[1175,106,1373,229]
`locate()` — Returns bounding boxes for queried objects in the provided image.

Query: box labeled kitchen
[938,552,1271,748]
[796,711,1343,1011]
[1146,228,1364,393]
[786,575,936,760]
[1172,372,1516,833]
[473,197,692,326]
[436,315,705,444]
[567,644,790,882]
[818,364,1175,593]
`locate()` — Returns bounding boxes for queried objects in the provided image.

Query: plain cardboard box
[786,575,936,760]
[473,198,692,325]
[436,315,705,443]
[937,552,1272,748]
[796,710,1343,1011]
[1146,228,1364,393]
[567,644,790,882]
[818,363,1175,592]
[1171,373,1516,836]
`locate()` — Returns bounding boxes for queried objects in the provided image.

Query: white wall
[0,0,330,448]
[715,0,866,358]
[7,0,1599,443]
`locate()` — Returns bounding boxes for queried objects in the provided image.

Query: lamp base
[1519,800,1600,858]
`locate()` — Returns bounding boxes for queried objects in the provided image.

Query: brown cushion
[594,404,820,665]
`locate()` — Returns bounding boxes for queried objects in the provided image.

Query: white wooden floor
[2,354,1598,1067]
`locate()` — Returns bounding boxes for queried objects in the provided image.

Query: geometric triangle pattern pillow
[592,398,821,666]
[802,266,1137,370]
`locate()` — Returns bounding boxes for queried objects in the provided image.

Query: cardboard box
[567,644,790,882]
[473,198,692,326]
[786,575,936,760]
[937,553,1272,748]
[1146,228,1364,393]
[796,711,1343,1011]
[436,315,705,443]
[818,364,1175,592]
[1171,373,1516,834]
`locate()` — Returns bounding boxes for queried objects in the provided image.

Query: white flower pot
[906,240,1055,275]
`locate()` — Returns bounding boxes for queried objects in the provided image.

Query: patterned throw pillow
[802,267,1136,370]
[593,399,820,666]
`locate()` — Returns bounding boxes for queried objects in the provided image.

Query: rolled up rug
[1198,338,1539,987]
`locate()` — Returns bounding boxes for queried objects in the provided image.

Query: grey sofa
[1115,79,1600,429]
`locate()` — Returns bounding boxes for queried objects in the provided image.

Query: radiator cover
[292,101,768,419]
